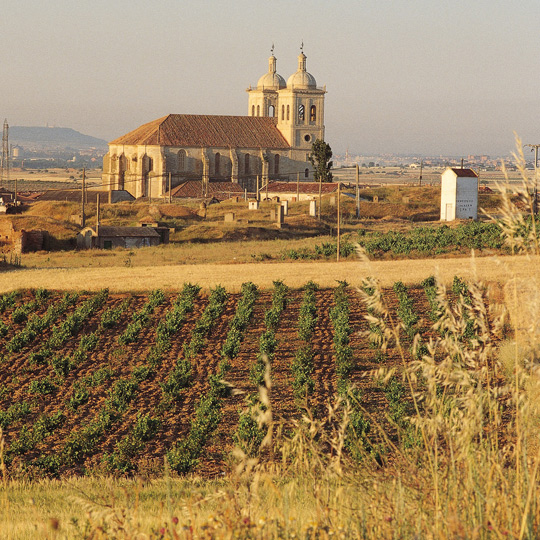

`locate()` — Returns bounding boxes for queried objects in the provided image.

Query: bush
[28,378,56,396]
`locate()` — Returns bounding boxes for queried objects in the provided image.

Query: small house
[77,225,161,250]
[440,168,478,221]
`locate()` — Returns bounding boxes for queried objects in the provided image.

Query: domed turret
[287,52,317,89]
[257,54,286,90]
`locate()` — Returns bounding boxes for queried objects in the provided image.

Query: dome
[287,52,317,89]
[257,55,286,90]
[257,71,286,89]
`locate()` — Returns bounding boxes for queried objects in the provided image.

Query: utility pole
[318,175,322,221]
[256,175,260,202]
[81,168,86,228]
[0,119,9,191]
[355,164,360,219]
[525,144,540,215]
[337,182,341,262]
[419,159,423,187]
[296,172,300,202]
[168,173,172,204]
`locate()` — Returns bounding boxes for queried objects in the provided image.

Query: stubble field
[0,254,536,293]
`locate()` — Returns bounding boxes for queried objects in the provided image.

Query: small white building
[440,167,478,221]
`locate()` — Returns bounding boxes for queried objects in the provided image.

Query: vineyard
[0,278,503,479]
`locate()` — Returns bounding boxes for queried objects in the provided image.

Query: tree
[308,139,333,183]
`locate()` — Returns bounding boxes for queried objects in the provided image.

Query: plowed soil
[0,284,492,478]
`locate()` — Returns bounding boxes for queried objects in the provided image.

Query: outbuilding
[440,167,478,221]
[77,225,160,250]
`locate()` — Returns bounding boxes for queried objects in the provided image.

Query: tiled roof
[449,168,478,178]
[267,181,339,194]
[168,181,245,201]
[36,190,108,202]
[110,114,290,149]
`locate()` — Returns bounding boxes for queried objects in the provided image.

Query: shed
[77,225,160,250]
[440,168,478,221]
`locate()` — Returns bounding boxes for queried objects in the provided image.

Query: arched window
[310,105,316,122]
[281,105,285,121]
[245,154,250,175]
[257,105,260,116]
[252,105,255,116]
[148,157,153,172]
[304,168,309,179]
[178,149,186,171]
[215,152,220,175]
[286,105,290,121]
[269,105,275,117]
[274,154,280,174]
[298,104,305,121]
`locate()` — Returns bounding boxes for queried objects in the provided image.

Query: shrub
[0,401,31,429]
[220,282,258,360]
[68,383,90,410]
[78,332,99,352]
[109,379,138,412]
[161,359,192,400]
[28,378,57,396]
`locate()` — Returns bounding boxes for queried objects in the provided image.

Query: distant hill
[9,126,108,150]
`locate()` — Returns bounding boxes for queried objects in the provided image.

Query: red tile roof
[110,114,290,149]
[450,168,478,177]
[168,181,245,201]
[267,181,339,194]
[36,190,108,202]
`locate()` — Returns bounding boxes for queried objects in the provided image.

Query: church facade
[102,51,327,199]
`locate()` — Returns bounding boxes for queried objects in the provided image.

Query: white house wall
[440,171,457,221]
[440,170,478,221]
[455,177,478,219]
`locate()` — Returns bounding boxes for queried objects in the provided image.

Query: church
[101,49,327,199]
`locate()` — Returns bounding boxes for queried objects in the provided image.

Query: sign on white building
[440,167,478,221]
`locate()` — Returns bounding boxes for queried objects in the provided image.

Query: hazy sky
[2,0,539,156]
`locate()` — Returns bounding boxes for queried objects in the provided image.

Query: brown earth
[0,283,501,479]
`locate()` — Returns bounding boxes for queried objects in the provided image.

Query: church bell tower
[247,46,326,152]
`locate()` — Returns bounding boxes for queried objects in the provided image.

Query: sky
[1,0,539,157]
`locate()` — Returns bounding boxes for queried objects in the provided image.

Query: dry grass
[0,253,538,293]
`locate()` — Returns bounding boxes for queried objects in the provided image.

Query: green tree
[309,139,333,182]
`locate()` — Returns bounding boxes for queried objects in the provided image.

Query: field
[0,254,538,293]
[1,268,538,538]
[2,161,540,539]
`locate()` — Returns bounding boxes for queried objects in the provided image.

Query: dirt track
[1,254,538,292]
